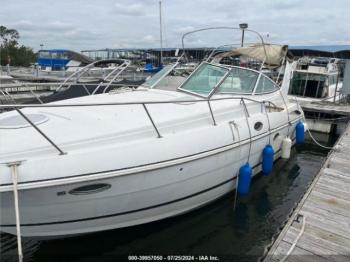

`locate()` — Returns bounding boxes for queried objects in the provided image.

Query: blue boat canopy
[37,49,93,70]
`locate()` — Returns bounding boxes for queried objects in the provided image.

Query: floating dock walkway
[299,100,350,116]
[264,121,350,262]
[295,100,350,134]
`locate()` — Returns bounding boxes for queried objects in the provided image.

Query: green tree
[0,25,19,47]
[0,25,36,66]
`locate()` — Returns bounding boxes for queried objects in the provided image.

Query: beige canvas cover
[212,44,288,67]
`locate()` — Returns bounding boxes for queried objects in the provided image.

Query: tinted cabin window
[39,51,51,58]
[62,52,69,60]
[290,72,327,98]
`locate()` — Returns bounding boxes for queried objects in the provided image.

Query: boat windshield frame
[177,61,280,98]
[177,62,229,98]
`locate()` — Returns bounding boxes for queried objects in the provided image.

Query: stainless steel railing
[0,95,281,155]
[91,60,131,95]
[56,59,132,92]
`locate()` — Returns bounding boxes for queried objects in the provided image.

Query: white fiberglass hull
[0,119,299,237]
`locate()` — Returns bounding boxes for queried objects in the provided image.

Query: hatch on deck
[0,114,49,129]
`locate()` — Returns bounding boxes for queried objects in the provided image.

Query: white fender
[281,136,292,159]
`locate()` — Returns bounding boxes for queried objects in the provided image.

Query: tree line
[0,25,36,66]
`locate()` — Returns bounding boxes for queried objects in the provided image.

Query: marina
[263,122,350,262]
[296,100,350,134]
[1,36,350,262]
[2,1,350,261]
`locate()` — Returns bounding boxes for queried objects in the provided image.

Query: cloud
[9,20,74,33]
[114,3,146,16]
[174,26,195,34]
[141,35,156,43]
[0,0,349,51]
[9,20,34,31]
[270,0,304,10]
[112,34,159,48]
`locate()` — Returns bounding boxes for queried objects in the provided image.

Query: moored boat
[288,56,343,102]
[0,28,304,237]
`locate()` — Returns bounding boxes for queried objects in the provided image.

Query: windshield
[179,63,228,96]
[218,67,258,94]
[143,64,175,88]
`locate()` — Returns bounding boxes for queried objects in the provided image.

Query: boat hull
[0,121,297,237]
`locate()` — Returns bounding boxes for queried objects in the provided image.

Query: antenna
[239,23,248,47]
[159,0,163,65]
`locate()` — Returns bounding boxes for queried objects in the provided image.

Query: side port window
[69,183,111,195]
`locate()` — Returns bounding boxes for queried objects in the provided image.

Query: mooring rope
[264,102,272,145]
[241,98,252,163]
[230,121,241,211]
[8,162,23,262]
[279,215,306,262]
[257,178,315,262]
[305,128,333,149]
[293,96,334,150]
[279,90,291,137]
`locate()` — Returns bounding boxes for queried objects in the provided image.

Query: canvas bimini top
[211,44,290,68]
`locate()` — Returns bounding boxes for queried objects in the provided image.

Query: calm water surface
[0,133,335,262]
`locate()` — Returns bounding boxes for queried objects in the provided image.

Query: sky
[1,0,350,52]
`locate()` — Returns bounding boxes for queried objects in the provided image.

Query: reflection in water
[0,134,334,262]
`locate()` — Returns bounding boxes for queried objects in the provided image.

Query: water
[0,133,336,262]
[290,45,350,52]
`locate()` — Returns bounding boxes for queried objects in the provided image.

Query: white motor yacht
[288,56,343,102]
[0,28,304,237]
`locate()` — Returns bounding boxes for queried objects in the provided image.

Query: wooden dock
[293,100,350,134]
[264,121,350,262]
[299,100,350,116]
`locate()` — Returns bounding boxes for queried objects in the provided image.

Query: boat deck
[264,121,350,262]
